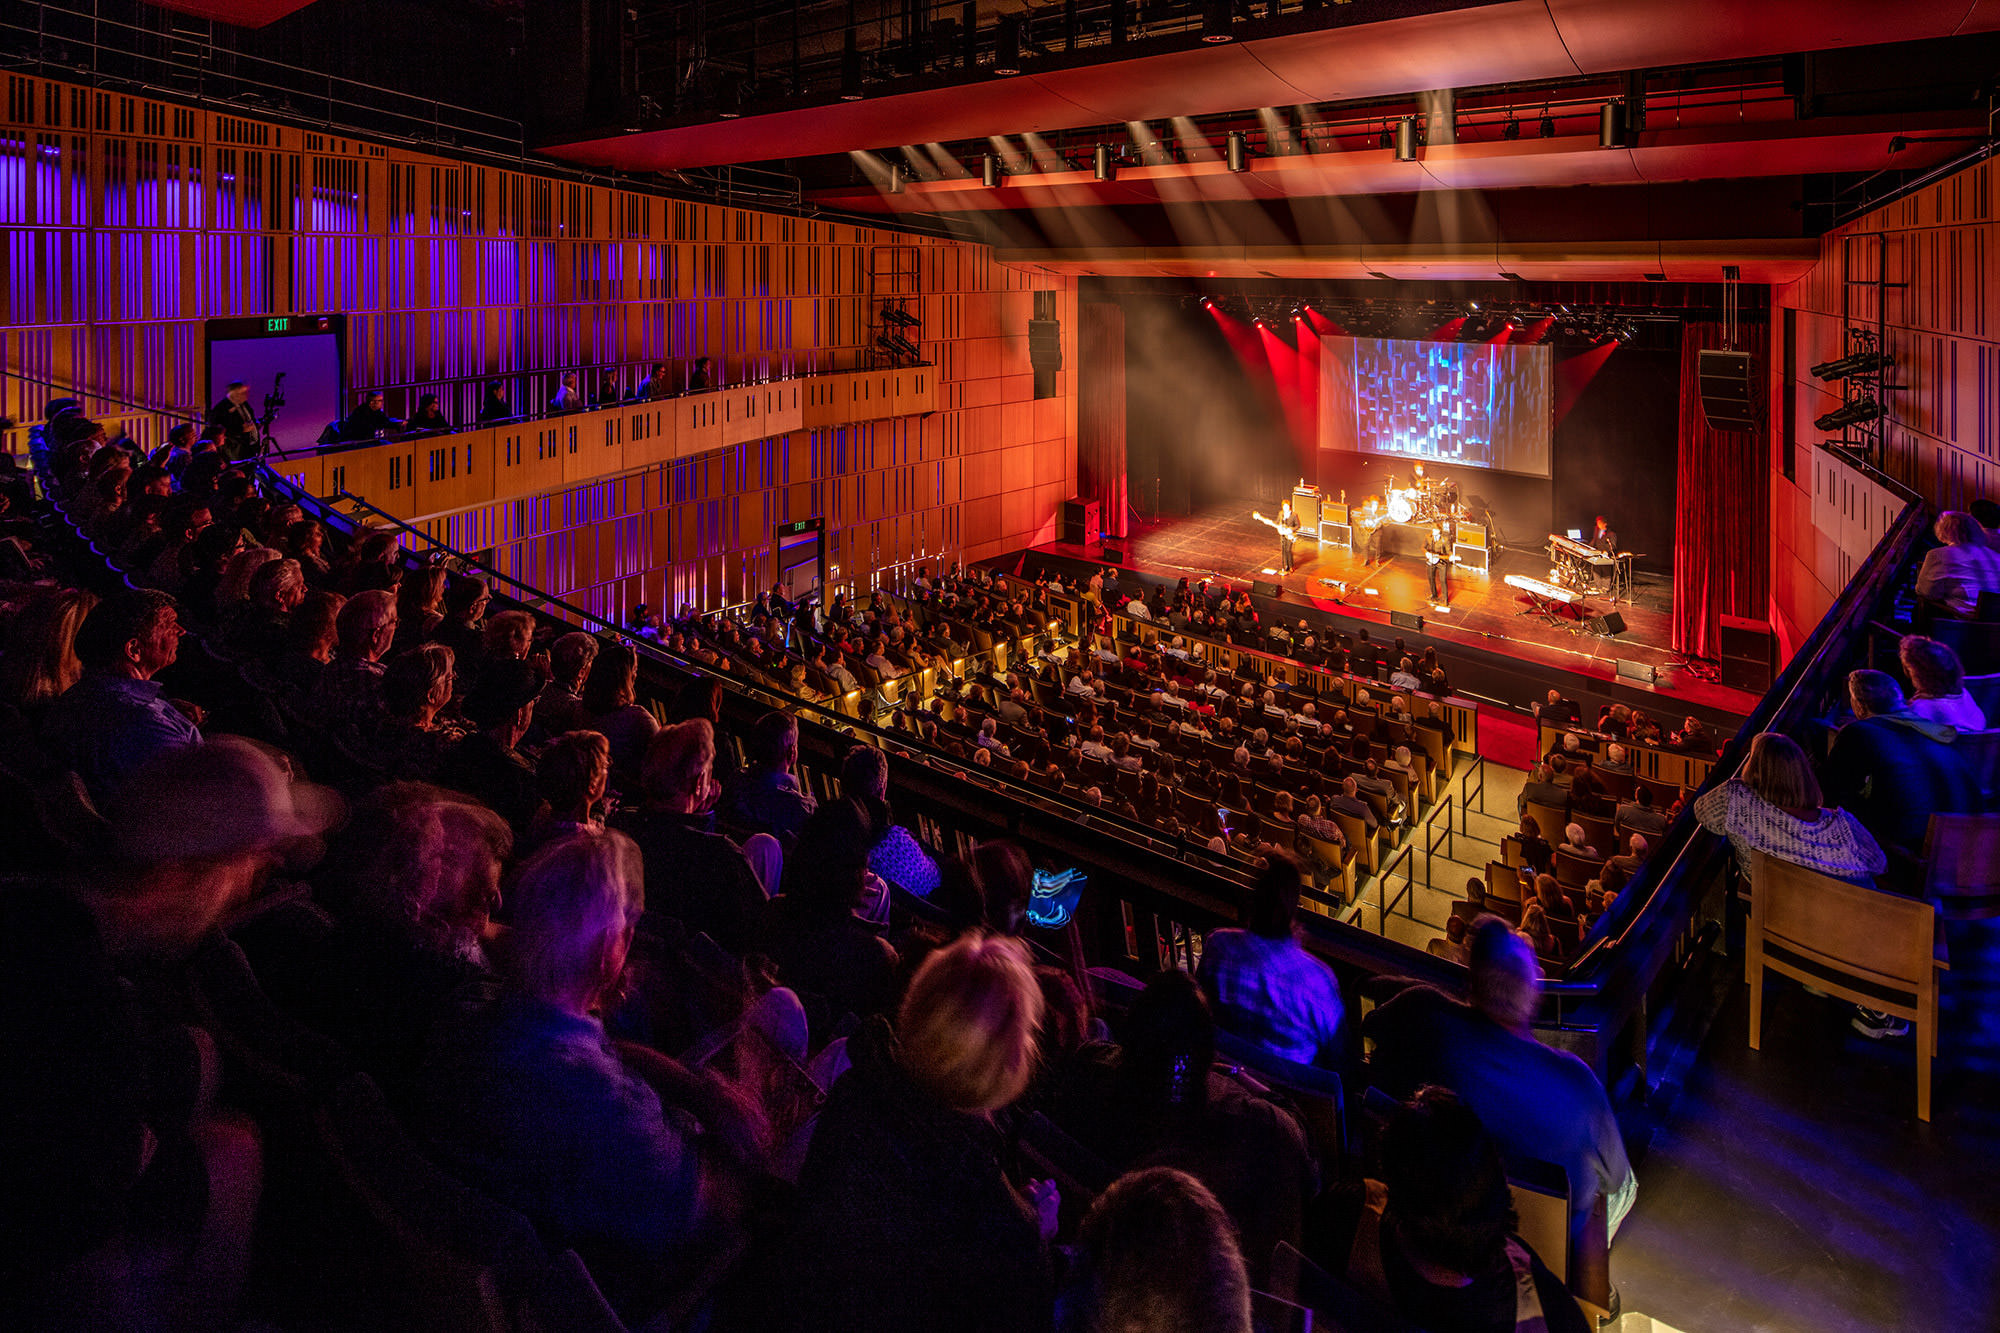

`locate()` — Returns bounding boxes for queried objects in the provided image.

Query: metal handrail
[1376,841,1417,935]
[1422,794,1455,892]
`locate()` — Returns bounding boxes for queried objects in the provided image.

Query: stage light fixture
[1811,351,1890,381]
[981,152,1001,188]
[1468,301,1480,311]
[1202,0,1235,42]
[1599,100,1626,148]
[994,16,1022,74]
[1502,115,1520,140]
[887,163,904,194]
[1815,399,1884,431]
[1378,123,1393,150]
[1093,144,1116,181]
[1538,110,1555,138]
[1225,131,1249,173]
[1394,116,1419,162]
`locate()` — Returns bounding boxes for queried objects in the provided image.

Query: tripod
[253,372,287,460]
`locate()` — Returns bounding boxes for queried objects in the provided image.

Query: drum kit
[1377,472,1454,527]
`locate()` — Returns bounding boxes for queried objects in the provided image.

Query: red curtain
[1672,321,1770,658]
[1080,303,1128,539]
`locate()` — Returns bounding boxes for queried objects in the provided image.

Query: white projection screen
[1320,336,1553,478]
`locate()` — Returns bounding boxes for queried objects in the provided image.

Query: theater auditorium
[2,2,1997,1330]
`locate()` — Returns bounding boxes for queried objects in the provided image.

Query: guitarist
[1425,523,1455,606]
[1274,499,1299,573]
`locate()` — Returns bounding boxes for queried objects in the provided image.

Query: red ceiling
[543,0,2000,171]
[146,0,320,27]
[809,113,1969,215]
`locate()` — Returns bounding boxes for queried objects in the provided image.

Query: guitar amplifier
[1292,486,1321,529]
[1320,519,1352,550]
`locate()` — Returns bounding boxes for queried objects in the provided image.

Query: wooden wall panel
[1769,157,1998,658]
[2,73,1077,614]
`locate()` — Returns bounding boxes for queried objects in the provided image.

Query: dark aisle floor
[1613,919,2000,1331]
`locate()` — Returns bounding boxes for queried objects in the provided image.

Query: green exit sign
[265,317,290,333]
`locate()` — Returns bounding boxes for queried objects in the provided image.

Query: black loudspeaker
[1719,616,1775,692]
[1251,580,1284,599]
[1697,349,1757,430]
[1586,611,1628,636]
[1058,497,1099,545]
[1616,657,1657,683]
[1028,319,1063,371]
[1101,546,1124,564]
[1389,609,1425,633]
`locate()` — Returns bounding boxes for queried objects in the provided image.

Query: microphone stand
[254,372,287,461]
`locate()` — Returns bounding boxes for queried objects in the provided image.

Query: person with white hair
[1598,741,1634,775]
[413,830,763,1319]
[1562,822,1599,859]
[1604,832,1648,880]
[1364,916,1637,1246]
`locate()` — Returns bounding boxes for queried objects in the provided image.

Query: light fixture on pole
[1093,144,1116,181]
[1538,108,1555,138]
[981,152,1001,188]
[1598,99,1626,149]
[887,162,904,194]
[1394,116,1419,162]
[1225,130,1248,172]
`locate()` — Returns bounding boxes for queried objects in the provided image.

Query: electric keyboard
[1504,574,1582,603]
[1548,534,1615,566]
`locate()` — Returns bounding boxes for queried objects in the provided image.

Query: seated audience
[1049,971,1315,1289]
[413,830,760,1321]
[1560,822,1599,860]
[40,588,201,804]
[609,719,769,952]
[311,588,398,737]
[531,729,611,845]
[1340,1086,1591,1333]
[1692,731,1885,883]
[723,710,818,840]
[1194,851,1344,1067]
[1,738,333,1331]
[436,659,543,839]
[1057,1168,1253,1333]
[1822,669,1981,856]
[1604,833,1648,881]
[754,798,899,1032]
[530,630,599,741]
[1364,917,1637,1245]
[581,641,658,787]
[1614,787,1669,838]
[1899,633,1987,731]
[1914,510,2000,617]
[742,933,1054,1333]
[841,744,942,896]
[0,585,95,718]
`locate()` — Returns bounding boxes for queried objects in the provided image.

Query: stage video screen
[1341,337,1552,477]
[205,315,346,456]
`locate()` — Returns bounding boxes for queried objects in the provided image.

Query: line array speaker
[1697,349,1757,430]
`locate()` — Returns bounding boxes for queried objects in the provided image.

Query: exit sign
[265,317,290,333]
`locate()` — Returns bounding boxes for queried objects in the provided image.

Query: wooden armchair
[1748,851,1943,1121]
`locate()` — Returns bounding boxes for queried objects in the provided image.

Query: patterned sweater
[1692,779,1887,883]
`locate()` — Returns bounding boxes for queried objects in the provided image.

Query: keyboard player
[1590,515,1617,555]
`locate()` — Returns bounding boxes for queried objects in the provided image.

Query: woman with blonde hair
[746,931,1056,1333]
[1693,730,1885,883]
[0,585,97,713]
[1915,510,2000,617]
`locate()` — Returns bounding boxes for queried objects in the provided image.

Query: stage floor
[1026,498,1762,718]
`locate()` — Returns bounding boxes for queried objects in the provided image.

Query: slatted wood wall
[0,73,1077,615]
[1770,158,1994,654]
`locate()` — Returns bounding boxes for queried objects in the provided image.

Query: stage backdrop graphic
[1319,336,1553,478]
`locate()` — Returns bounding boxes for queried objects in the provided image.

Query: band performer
[1591,514,1618,555]
[1275,499,1298,573]
[1425,524,1453,606]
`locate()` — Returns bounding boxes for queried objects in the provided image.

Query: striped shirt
[1692,779,1887,883]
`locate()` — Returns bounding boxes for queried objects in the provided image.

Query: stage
[1015,498,1762,726]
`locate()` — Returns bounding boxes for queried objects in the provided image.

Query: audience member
[1614,787,1669,838]
[743,933,1054,1333]
[1364,917,1636,1245]
[610,719,769,952]
[41,588,201,803]
[723,710,818,840]
[1057,1168,1252,1333]
[0,585,95,717]
[311,588,397,737]
[1822,669,1980,855]
[1899,633,1987,730]
[754,798,899,1033]
[1194,850,1344,1067]
[581,641,659,787]
[1340,1086,1591,1333]
[1692,731,1885,883]
[436,658,543,838]
[1914,510,2000,617]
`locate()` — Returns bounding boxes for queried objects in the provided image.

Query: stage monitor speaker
[1028,319,1063,371]
[1389,609,1425,633]
[1101,546,1124,564]
[1585,611,1628,636]
[1251,580,1284,599]
[1616,658,1657,683]
[1058,497,1099,545]
[1697,349,1758,430]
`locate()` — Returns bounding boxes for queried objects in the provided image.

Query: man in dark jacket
[1822,669,1982,856]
